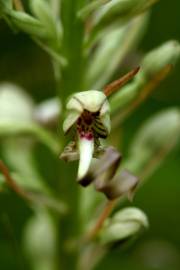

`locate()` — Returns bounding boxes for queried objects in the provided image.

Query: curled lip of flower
[61,90,111,184]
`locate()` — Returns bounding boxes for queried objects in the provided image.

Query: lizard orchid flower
[61,90,111,185]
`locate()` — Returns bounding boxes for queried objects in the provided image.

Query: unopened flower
[99,207,148,246]
[60,90,111,185]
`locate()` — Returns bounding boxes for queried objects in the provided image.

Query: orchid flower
[61,90,111,185]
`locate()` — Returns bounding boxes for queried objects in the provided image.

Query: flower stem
[57,1,85,269]
[112,64,172,126]
[85,199,117,241]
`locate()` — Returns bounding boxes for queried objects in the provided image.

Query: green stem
[57,1,85,269]
[60,0,85,104]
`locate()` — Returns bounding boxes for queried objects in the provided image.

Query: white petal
[77,136,94,183]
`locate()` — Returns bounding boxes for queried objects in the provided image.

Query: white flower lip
[77,136,94,185]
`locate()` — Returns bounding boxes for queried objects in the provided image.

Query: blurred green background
[0,0,180,269]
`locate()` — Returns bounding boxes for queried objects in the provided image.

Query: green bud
[124,108,180,176]
[78,0,109,19]
[85,13,149,89]
[30,0,62,45]
[142,41,180,79]
[0,83,34,121]
[91,0,158,32]
[110,40,180,115]
[0,0,55,39]
[24,211,58,270]
[99,207,148,245]
[34,98,61,125]
[0,83,59,154]
[0,1,65,63]
[7,10,47,38]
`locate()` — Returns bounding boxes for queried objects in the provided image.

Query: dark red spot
[84,132,93,140]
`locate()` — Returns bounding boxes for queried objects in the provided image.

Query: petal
[63,110,80,134]
[73,90,107,112]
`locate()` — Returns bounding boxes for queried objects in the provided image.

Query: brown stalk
[0,160,67,213]
[0,160,32,201]
[113,64,173,126]
[85,199,116,241]
[103,66,140,97]
[13,0,24,11]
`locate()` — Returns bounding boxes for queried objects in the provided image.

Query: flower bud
[30,0,61,43]
[0,0,51,39]
[0,83,34,121]
[142,41,180,79]
[78,0,110,19]
[8,10,46,38]
[125,108,180,176]
[91,0,158,32]
[24,211,58,270]
[0,83,59,154]
[99,207,148,245]
[85,13,149,89]
[110,40,180,115]
[34,98,61,126]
